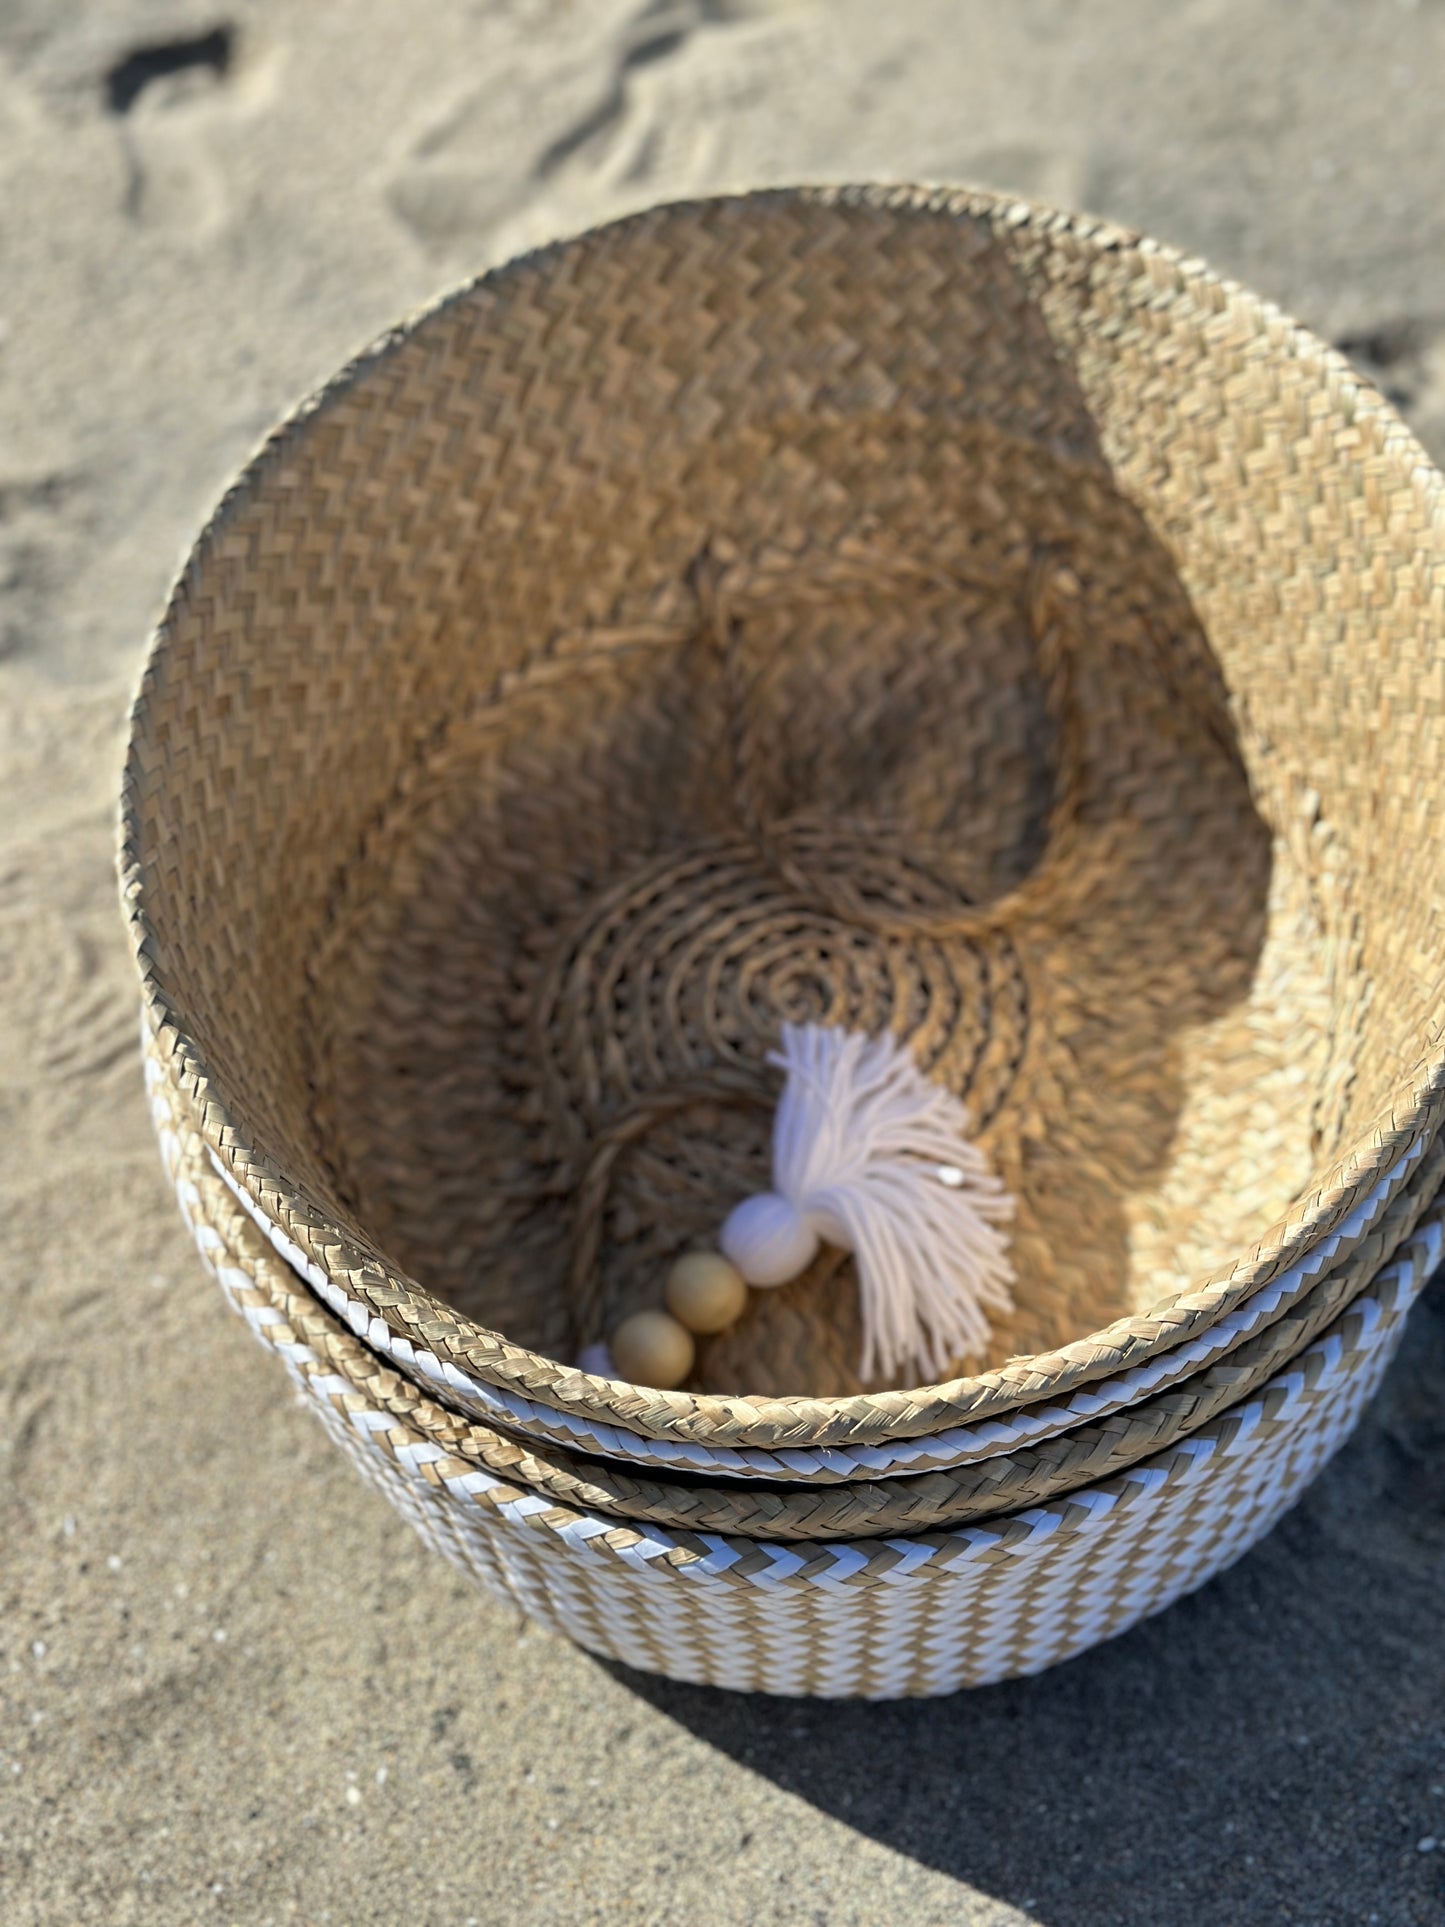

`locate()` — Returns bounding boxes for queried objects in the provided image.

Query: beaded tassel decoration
[579,1022,1016,1390]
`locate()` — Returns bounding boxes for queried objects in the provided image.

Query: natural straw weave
[156,1050,1445,1539]
[147,1045,1444,1697]
[122,185,1445,1457]
[204,1111,1432,1487]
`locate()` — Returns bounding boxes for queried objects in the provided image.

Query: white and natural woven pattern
[150,1033,1441,1546]
[208,1129,1427,1482]
[156,1061,1443,1697]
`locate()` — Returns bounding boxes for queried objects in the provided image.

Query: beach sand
[3,3,1445,1921]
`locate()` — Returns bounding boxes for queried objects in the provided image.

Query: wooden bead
[610,1308,695,1389]
[665,1250,749,1334]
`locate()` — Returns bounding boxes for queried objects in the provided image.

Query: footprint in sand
[0,472,84,665]
[103,23,275,237]
[384,0,817,259]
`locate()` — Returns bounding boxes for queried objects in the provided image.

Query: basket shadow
[302,231,1287,1393]
[595,1269,1445,1926]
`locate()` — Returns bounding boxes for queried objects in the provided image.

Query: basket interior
[125,190,1445,1397]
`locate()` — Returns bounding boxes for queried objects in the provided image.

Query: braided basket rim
[120,182,1445,1452]
[154,1039,1445,1539]
[156,1031,1439,1587]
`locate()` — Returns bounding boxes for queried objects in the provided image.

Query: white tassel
[720,1022,1015,1384]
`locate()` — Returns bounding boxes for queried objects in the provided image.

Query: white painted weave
[206,1131,1421,1483]
[159,1064,1434,1697]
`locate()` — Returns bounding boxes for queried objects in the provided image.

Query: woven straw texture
[148,1043,1443,1698]
[155,1044,1445,1537]
[206,1106,1433,1486]
[122,184,1445,1455]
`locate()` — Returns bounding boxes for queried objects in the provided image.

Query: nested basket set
[120,186,1445,1697]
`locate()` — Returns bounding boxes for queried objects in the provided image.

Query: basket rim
[206,1101,1429,1476]
[119,181,1445,1452]
[163,1038,1435,1576]
[159,1050,1444,1540]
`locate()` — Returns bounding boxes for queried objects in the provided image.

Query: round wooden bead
[610,1308,696,1389]
[664,1251,749,1334]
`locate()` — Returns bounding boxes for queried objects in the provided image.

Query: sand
[3,3,1445,1922]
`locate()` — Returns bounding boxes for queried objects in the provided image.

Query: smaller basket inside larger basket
[153,1041,1445,1539]
[122,184,1445,1460]
[149,1036,1444,1698]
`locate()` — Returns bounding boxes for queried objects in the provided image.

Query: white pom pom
[724,1022,1016,1384]
[721,1191,820,1286]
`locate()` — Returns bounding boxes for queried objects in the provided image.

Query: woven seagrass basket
[123,186,1445,1487]
[147,1041,1444,1696]
[147,1037,1445,1542]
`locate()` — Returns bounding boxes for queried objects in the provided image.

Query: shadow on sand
[603,1271,1445,1927]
